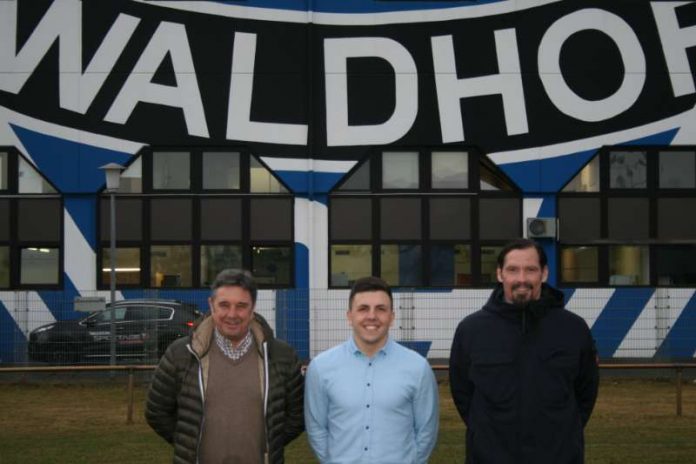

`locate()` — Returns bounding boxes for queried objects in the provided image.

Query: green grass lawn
[0,378,694,463]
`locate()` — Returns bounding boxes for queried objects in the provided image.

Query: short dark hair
[349,276,393,308]
[497,239,548,269]
[210,269,258,305]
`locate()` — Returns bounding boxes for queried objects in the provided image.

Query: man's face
[496,247,549,306]
[347,290,395,354]
[209,285,254,345]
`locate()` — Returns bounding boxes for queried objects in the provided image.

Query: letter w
[0,0,139,114]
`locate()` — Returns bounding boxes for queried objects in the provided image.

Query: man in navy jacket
[449,239,599,464]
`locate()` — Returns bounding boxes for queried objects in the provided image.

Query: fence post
[675,367,683,417]
[127,368,134,424]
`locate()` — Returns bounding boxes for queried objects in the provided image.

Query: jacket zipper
[186,343,205,464]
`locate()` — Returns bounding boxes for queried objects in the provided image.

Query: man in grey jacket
[145,269,304,464]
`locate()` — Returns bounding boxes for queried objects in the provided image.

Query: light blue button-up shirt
[304,337,439,464]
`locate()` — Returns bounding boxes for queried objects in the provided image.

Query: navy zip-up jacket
[449,283,599,464]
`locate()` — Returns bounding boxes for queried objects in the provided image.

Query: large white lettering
[324,37,418,146]
[105,21,209,138]
[652,2,696,98]
[538,8,646,122]
[431,29,528,143]
[0,0,139,114]
[226,32,307,145]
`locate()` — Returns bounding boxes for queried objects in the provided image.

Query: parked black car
[28,299,203,364]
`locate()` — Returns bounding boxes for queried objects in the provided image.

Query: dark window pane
[339,161,370,191]
[18,199,60,242]
[380,198,421,240]
[558,197,600,242]
[0,199,8,241]
[250,198,292,241]
[608,198,649,240]
[151,199,192,241]
[100,197,142,241]
[203,152,240,190]
[151,245,191,287]
[430,198,470,240]
[431,244,471,286]
[331,198,372,240]
[201,245,242,287]
[252,246,291,286]
[480,246,502,284]
[609,246,649,285]
[610,151,647,189]
[0,246,8,288]
[153,151,190,190]
[101,247,141,286]
[20,247,59,285]
[560,246,598,283]
[479,198,519,240]
[200,198,241,241]
[659,151,695,189]
[656,245,696,285]
[330,244,372,287]
[658,198,696,240]
[381,244,422,287]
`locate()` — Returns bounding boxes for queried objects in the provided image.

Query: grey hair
[210,269,258,305]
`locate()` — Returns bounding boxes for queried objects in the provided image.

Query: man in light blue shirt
[304,276,439,464]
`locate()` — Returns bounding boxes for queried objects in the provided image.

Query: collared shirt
[304,337,439,464]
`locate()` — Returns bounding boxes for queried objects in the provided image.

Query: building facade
[1,0,695,362]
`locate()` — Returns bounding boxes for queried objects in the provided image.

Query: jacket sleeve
[304,359,329,463]
[449,321,474,425]
[413,361,439,463]
[282,350,305,445]
[575,327,599,427]
[144,344,181,444]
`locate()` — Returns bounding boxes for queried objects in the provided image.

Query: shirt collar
[347,336,394,358]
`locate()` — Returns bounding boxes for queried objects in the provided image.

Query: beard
[511,282,534,307]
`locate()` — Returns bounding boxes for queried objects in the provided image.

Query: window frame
[97,147,294,290]
[557,145,696,288]
[328,147,521,289]
[0,147,63,289]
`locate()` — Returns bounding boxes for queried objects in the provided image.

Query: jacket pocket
[470,352,517,408]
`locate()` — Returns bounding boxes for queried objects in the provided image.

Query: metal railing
[1,362,694,421]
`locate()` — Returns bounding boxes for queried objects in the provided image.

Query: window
[558,147,696,286]
[98,149,293,289]
[0,149,61,288]
[329,149,520,288]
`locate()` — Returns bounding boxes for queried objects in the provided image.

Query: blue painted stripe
[655,291,696,359]
[64,197,98,250]
[275,243,310,359]
[0,300,27,363]
[211,0,504,14]
[560,287,576,305]
[10,124,132,194]
[39,277,81,321]
[274,170,345,196]
[591,288,654,358]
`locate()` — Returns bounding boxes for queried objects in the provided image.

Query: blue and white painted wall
[1,0,695,362]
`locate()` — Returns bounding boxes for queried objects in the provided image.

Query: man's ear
[208,296,214,313]
[496,267,503,283]
[542,266,549,283]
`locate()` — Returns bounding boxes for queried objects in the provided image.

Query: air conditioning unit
[526,217,557,239]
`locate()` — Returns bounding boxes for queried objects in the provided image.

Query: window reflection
[150,245,191,287]
[330,245,372,287]
[381,244,422,287]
